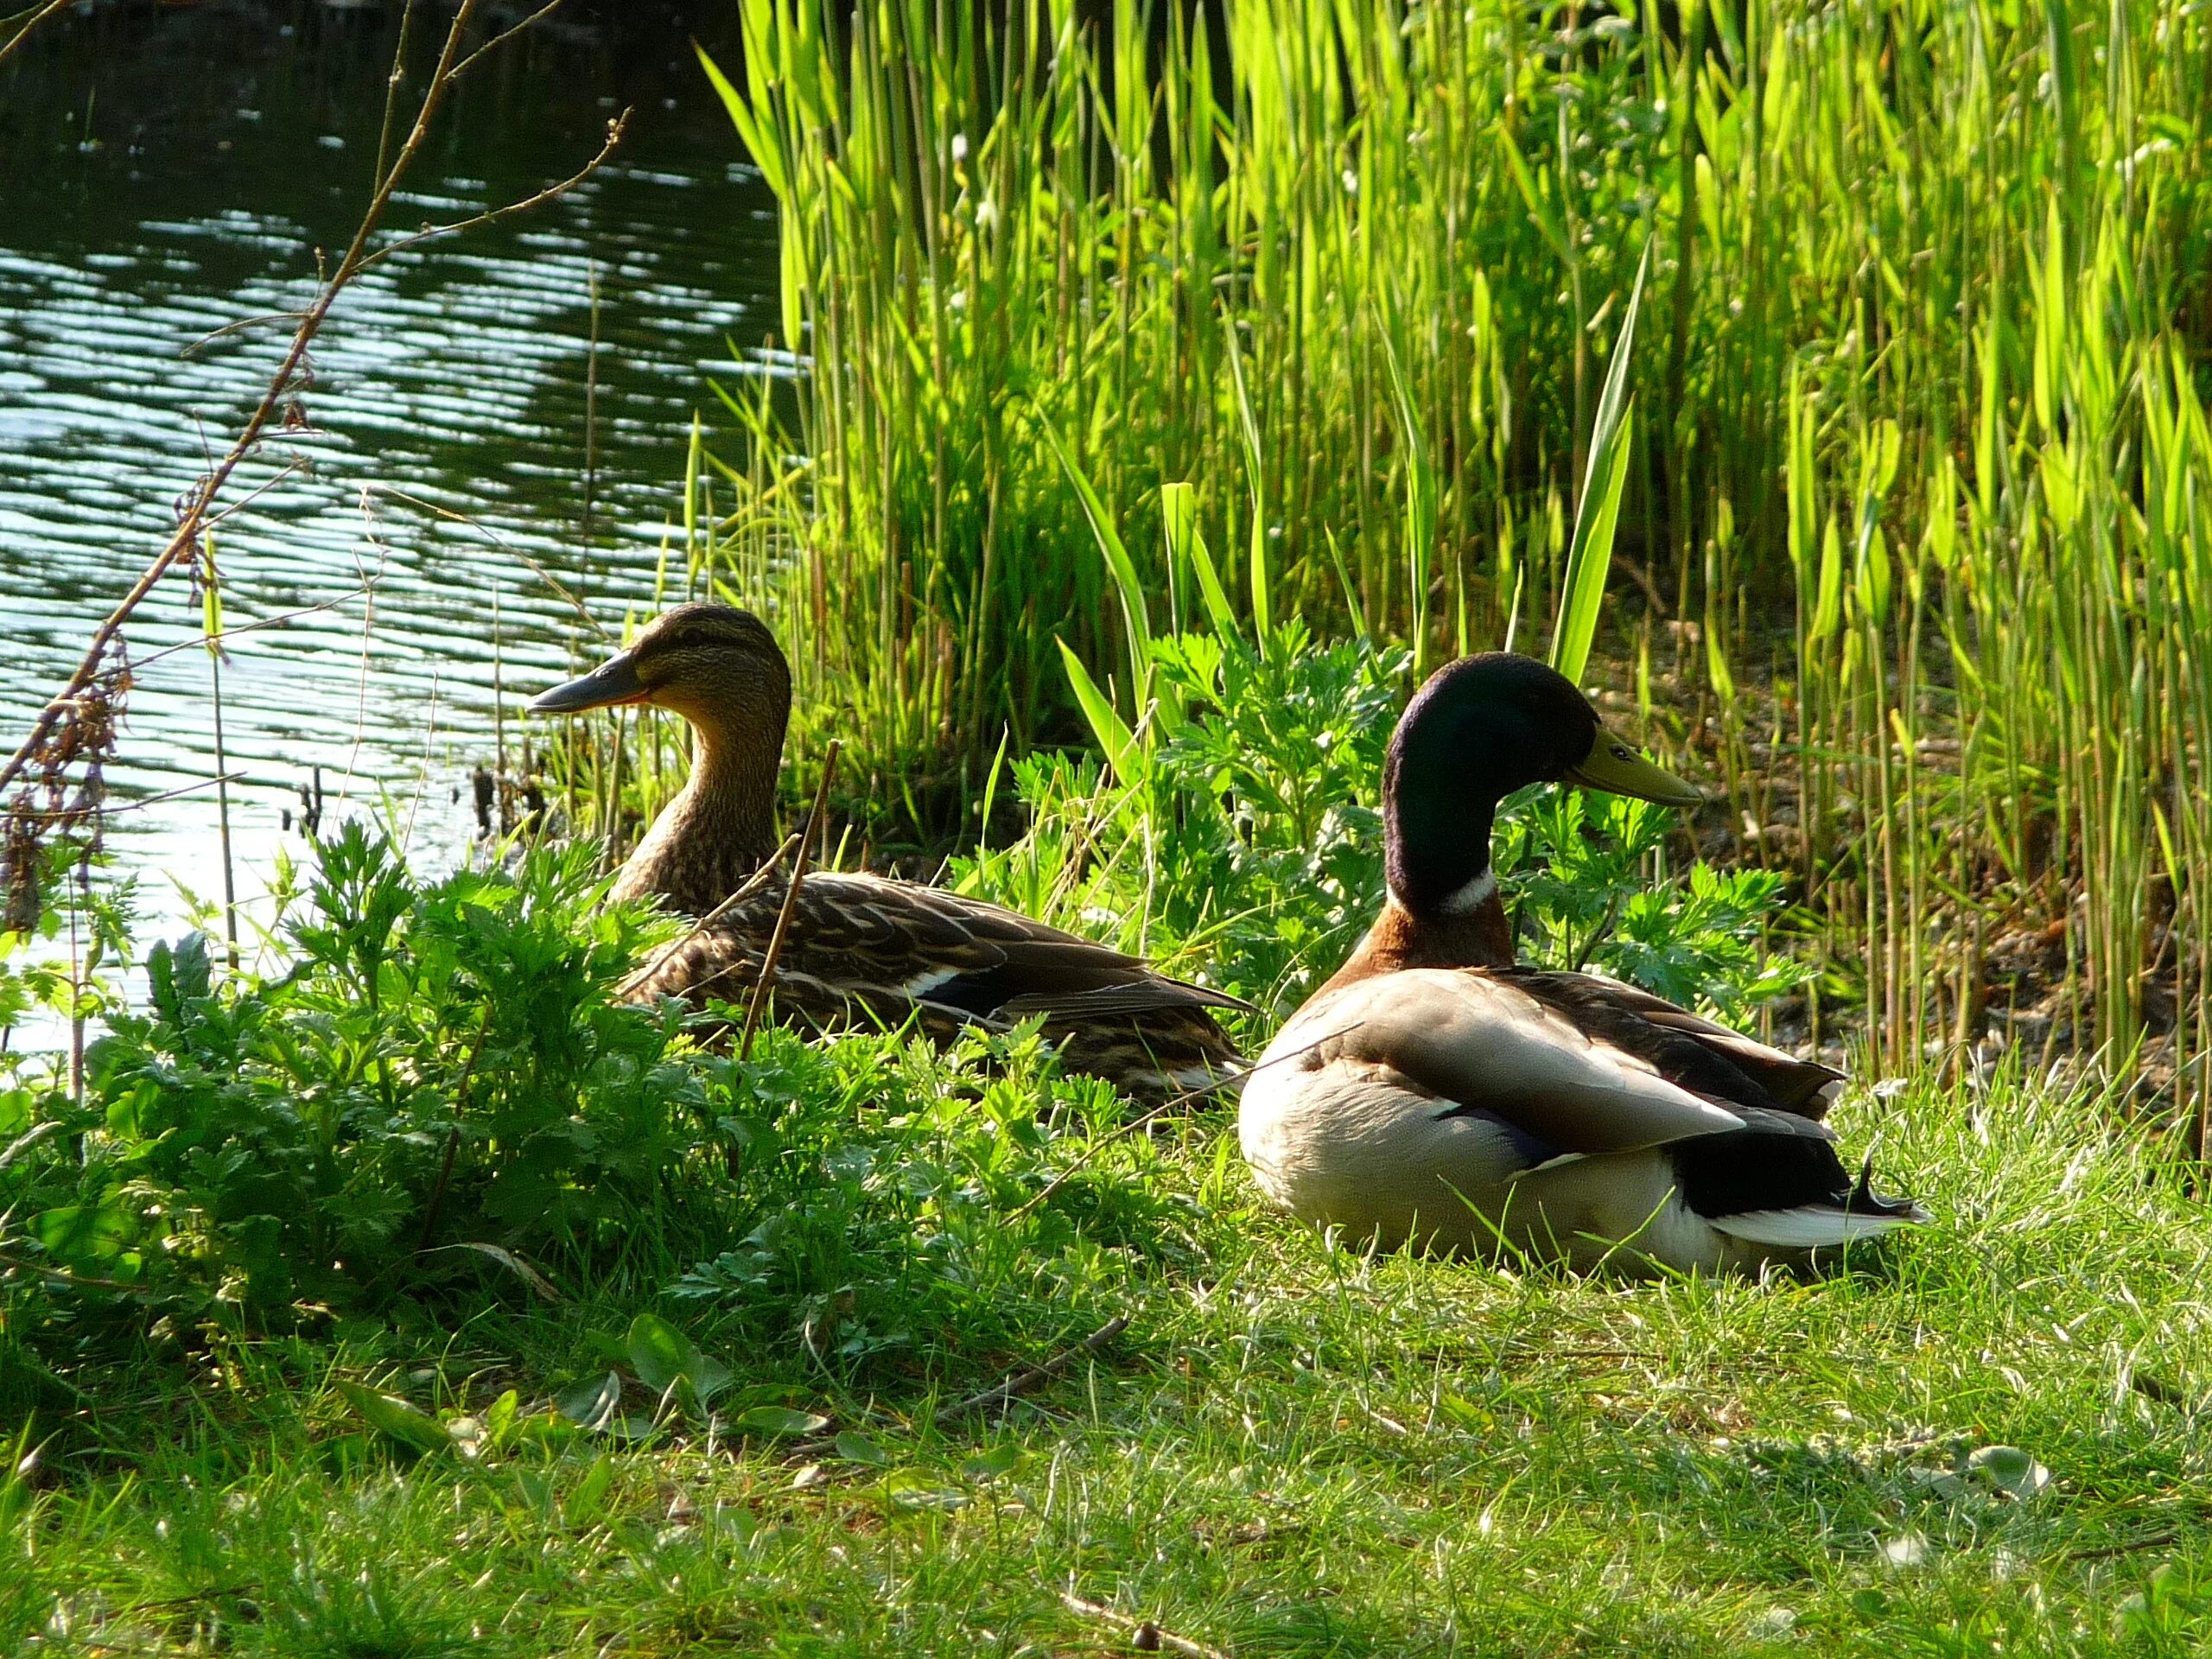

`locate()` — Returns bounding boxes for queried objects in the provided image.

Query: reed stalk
[679,0,2212,1122]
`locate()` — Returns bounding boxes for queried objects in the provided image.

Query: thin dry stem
[0,0,621,809]
[1058,1589,1230,1659]
[616,831,803,1000]
[0,0,68,67]
[738,741,843,1058]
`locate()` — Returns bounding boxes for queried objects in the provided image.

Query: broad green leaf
[201,534,224,652]
[563,1453,617,1525]
[558,1371,626,1433]
[1967,1444,2050,1497]
[834,1431,890,1466]
[335,1381,453,1456]
[627,1313,730,1414]
[1923,457,1958,570]
[1705,615,1736,706]
[730,1405,831,1437]
[1809,513,1844,643]
[880,1468,970,1510]
[962,1442,1024,1480]
[1787,365,1818,579]
[1855,523,1892,626]
[483,1389,521,1451]
[627,1313,702,1396]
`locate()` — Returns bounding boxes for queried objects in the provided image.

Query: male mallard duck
[530,602,1245,1099]
[1239,652,1925,1272]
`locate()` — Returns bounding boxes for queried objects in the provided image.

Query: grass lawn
[11,1064,2212,1657]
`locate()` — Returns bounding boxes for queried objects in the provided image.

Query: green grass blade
[1550,242,1651,684]
[1057,639,1141,785]
[1552,402,1637,687]
[1035,408,1158,722]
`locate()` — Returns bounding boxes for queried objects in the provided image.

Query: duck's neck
[1322,880,1515,995]
[1319,797,1515,994]
[609,716,782,916]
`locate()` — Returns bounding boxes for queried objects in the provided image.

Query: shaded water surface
[0,2,773,938]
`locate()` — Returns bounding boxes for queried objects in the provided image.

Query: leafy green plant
[957,616,1809,1029]
[1497,788,1811,1018]
[953,622,1408,1015]
[668,1025,1198,1374]
[9,824,691,1319]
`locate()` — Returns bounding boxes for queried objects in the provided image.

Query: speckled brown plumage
[531,603,1247,1100]
[626,868,1245,1099]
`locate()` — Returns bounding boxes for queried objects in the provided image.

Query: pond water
[0,1,774,947]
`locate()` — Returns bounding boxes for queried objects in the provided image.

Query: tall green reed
[675,0,2212,1116]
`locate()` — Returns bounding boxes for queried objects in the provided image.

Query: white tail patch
[1708,1205,1924,1248]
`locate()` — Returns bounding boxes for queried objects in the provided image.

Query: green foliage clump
[12,824,691,1320]
[1499,788,1812,1018]
[0,829,1217,1416]
[955,622,1408,1014]
[667,1029,1201,1366]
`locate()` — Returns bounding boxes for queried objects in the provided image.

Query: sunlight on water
[0,2,774,950]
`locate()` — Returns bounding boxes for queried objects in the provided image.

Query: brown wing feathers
[621,871,1246,1096]
[1497,969,1841,1121]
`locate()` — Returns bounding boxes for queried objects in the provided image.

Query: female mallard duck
[1239,652,1924,1272]
[530,602,1245,1099]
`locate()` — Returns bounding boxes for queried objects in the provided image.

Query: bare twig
[0,1248,152,1299]
[0,1120,64,1173]
[616,831,803,998]
[180,310,315,358]
[204,534,239,970]
[356,110,630,275]
[785,1312,1132,1464]
[420,1242,561,1303]
[448,0,571,81]
[2063,1530,2182,1564]
[738,741,843,1058]
[934,1313,1130,1426]
[1058,1590,1232,1659]
[369,485,605,634]
[0,0,69,67]
[15,773,247,821]
[0,0,621,804]
[130,582,382,673]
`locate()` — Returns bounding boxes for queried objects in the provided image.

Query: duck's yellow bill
[1566,732,1703,807]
